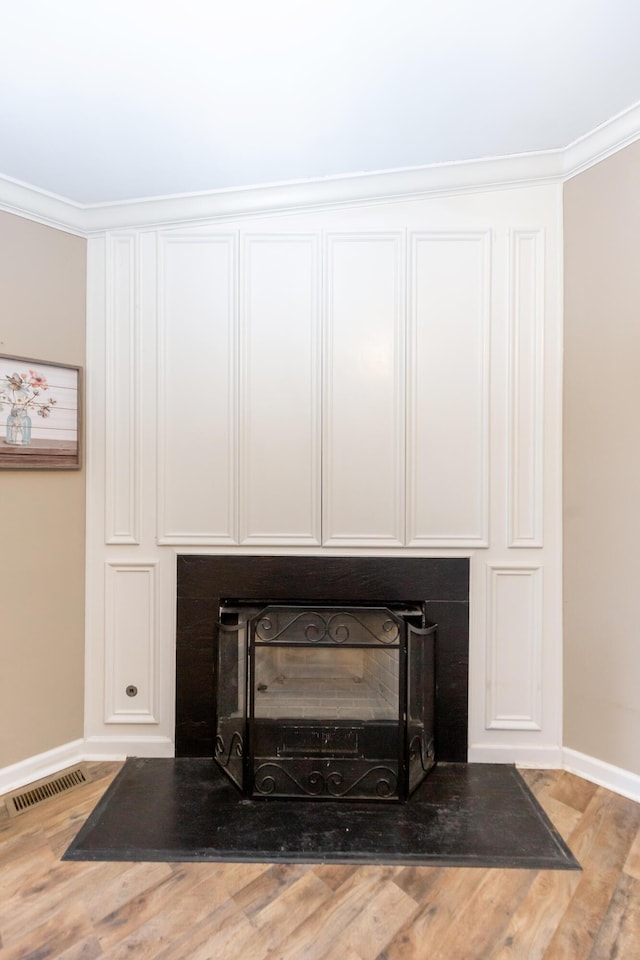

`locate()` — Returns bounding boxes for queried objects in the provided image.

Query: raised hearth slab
[63,760,580,870]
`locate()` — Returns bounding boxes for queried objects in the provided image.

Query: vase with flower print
[6,405,32,445]
[1,368,56,447]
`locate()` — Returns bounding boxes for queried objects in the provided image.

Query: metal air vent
[4,764,93,818]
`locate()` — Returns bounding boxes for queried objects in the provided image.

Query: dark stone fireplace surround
[176,555,469,763]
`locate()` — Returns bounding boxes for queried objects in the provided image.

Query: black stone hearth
[176,556,470,762]
[63,758,580,870]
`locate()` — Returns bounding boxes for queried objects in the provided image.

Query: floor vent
[4,765,93,818]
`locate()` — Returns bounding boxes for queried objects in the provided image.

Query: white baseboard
[83,735,175,760]
[468,743,563,767]
[562,747,640,804]
[469,744,640,802]
[0,735,175,795]
[0,739,85,796]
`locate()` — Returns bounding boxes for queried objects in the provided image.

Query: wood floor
[1,763,639,960]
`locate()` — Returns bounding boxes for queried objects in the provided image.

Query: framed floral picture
[0,355,81,469]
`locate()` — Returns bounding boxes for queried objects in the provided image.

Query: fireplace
[214,601,437,800]
[176,556,470,787]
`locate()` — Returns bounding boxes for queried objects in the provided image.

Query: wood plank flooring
[0,763,639,959]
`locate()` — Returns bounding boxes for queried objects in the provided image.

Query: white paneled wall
[407,232,490,547]
[105,234,139,544]
[507,230,545,548]
[158,235,237,543]
[485,564,543,731]
[324,233,405,545]
[104,562,159,723]
[85,184,563,764]
[240,234,320,544]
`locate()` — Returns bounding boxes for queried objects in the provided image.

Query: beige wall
[564,140,640,776]
[0,211,86,768]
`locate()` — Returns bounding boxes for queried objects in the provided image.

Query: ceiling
[3,0,640,206]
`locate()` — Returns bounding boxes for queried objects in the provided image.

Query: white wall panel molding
[85,236,107,541]
[507,229,544,547]
[323,232,405,546]
[156,234,238,544]
[407,231,491,547]
[105,233,141,544]
[84,189,563,764]
[84,236,108,746]
[104,561,159,724]
[485,563,543,731]
[239,233,321,544]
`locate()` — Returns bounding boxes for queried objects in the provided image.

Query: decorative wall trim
[105,233,140,544]
[485,564,543,731]
[0,738,85,796]
[104,562,159,724]
[323,232,405,546]
[563,99,640,181]
[0,172,87,236]
[239,233,321,544]
[507,229,544,547]
[562,747,640,804]
[156,234,238,544]
[72,151,569,233]
[2,99,640,234]
[406,231,490,547]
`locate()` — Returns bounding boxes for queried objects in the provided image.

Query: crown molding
[0,173,86,237]
[2,100,640,235]
[0,151,565,236]
[80,150,564,233]
[563,99,640,180]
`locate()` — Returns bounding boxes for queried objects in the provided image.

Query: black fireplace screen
[214,602,436,801]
